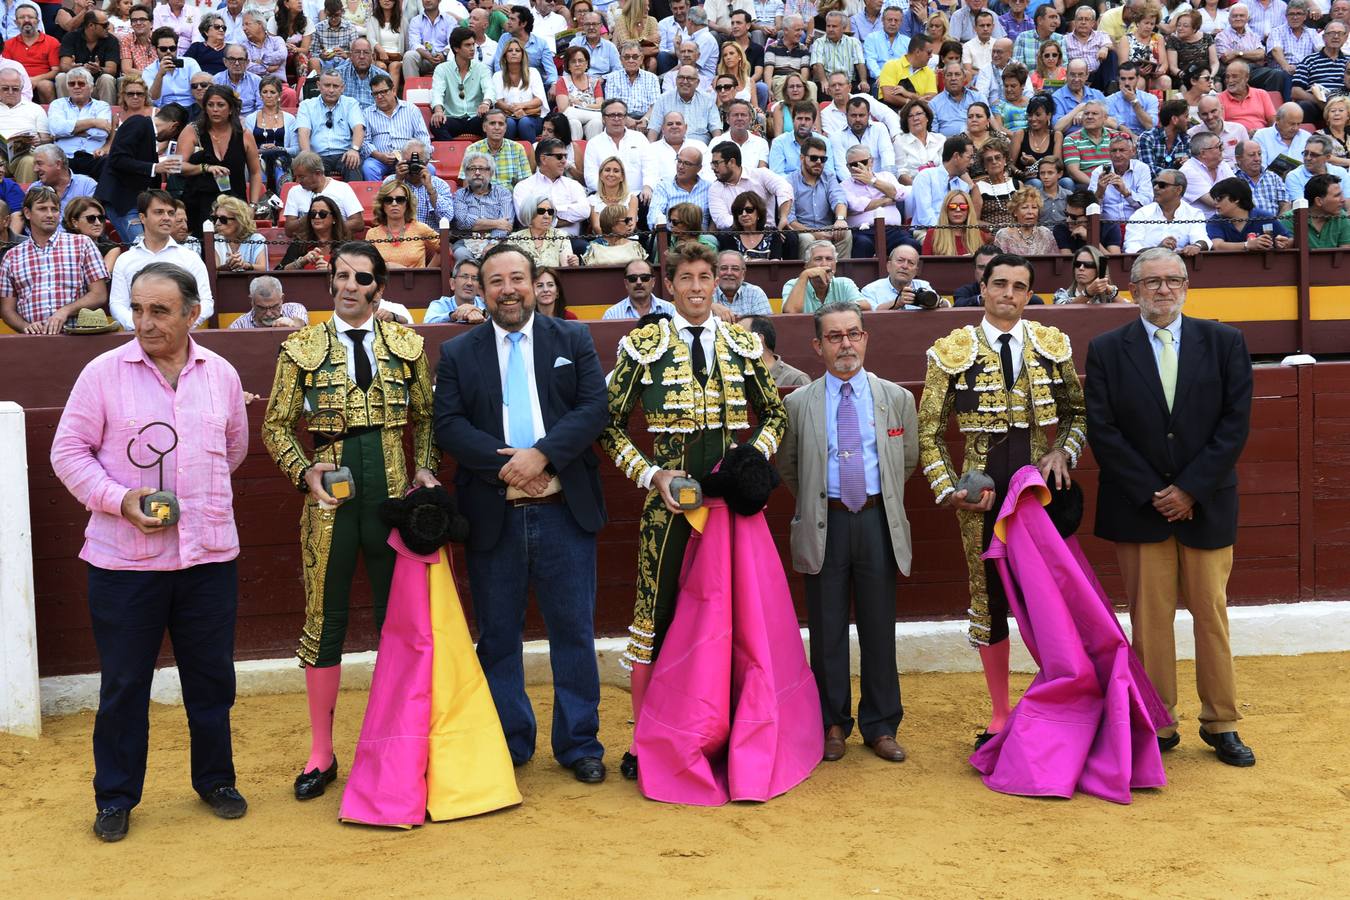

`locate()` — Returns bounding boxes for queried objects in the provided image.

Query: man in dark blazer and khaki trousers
[779,300,919,763]
[434,244,611,783]
[1086,247,1256,767]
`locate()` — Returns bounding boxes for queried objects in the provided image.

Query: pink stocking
[628,663,652,753]
[978,640,1011,734]
[304,664,341,772]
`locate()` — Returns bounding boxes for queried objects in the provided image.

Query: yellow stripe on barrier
[1174,286,1299,322]
[1311,287,1350,321]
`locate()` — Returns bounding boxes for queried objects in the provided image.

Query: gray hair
[1307,134,1333,155]
[1160,167,1187,191]
[242,9,267,26]
[33,143,67,168]
[462,150,496,177]
[805,238,836,258]
[402,138,429,158]
[249,274,283,300]
[813,300,864,339]
[1129,246,1187,284]
[1189,131,1220,154]
[63,66,92,85]
[826,10,847,23]
[517,193,548,226]
[782,14,804,28]
[292,151,323,174]
[687,6,708,25]
[1287,0,1310,11]
[198,11,222,38]
[132,262,201,315]
[618,40,641,55]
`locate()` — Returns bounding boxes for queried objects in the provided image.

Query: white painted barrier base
[0,402,40,737]
[36,600,1350,718]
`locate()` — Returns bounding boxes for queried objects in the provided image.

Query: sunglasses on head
[625,273,653,283]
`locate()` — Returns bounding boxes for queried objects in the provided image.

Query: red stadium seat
[348,180,383,224]
[416,103,431,130]
[405,76,433,92]
[431,140,472,175]
[257,226,290,264]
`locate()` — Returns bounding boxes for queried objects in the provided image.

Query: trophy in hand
[127,422,180,526]
[313,409,355,509]
[955,432,998,502]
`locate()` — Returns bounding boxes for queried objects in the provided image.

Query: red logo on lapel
[887,428,904,437]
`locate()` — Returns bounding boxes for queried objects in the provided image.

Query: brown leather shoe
[823,725,847,761]
[866,735,908,762]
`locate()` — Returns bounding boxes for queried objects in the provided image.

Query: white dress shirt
[491,315,547,445]
[511,171,591,235]
[725,132,771,172]
[635,312,718,489]
[642,137,712,187]
[820,94,901,141]
[1123,201,1211,253]
[583,128,650,192]
[332,312,378,385]
[981,316,1024,383]
[109,237,215,329]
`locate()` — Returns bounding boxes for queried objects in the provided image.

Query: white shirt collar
[670,309,713,335]
[981,316,1024,348]
[491,311,536,347]
[333,312,375,334]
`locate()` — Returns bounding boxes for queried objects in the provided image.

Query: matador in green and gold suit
[916,321,1087,647]
[262,318,440,667]
[601,316,787,669]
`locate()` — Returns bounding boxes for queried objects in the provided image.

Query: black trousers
[804,501,902,743]
[432,116,485,141]
[981,428,1032,645]
[87,561,238,811]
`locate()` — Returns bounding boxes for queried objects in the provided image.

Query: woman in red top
[921,189,993,256]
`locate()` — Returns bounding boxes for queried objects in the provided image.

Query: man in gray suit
[779,301,919,764]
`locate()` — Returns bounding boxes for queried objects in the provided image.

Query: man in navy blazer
[433,244,610,783]
[93,103,188,243]
[1085,246,1256,768]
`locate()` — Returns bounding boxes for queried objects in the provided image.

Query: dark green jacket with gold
[261,318,439,497]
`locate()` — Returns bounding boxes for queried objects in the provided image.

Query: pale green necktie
[1156,327,1177,411]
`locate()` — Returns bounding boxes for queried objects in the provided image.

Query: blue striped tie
[505,332,534,448]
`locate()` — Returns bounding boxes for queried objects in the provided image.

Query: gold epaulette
[279,323,331,371]
[717,319,764,359]
[1026,320,1072,363]
[379,320,425,361]
[617,319,670,365]
[927,325,979,375]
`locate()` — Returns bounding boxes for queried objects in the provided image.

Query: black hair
[980,252,1035,292]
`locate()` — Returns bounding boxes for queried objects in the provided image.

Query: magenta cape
[633,500,824,806]
[339,533,520,827]
[971,466,1173,804]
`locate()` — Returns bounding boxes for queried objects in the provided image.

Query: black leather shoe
[294,757,338,800]
[1158,732,1181,752]
[1200,728,1256,767]
[620,752,638,780]
[571,756,606,784]
[93,807,129,842]
[974,730,997,750]
[203,785,248,819]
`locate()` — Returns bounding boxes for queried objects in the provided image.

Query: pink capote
[633,499,824,806]
[970,466,1173,804]
[339,532,520,827]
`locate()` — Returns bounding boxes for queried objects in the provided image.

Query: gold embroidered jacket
[601,317,786,484]
[916,322,1087,503]
[261,318,439,495]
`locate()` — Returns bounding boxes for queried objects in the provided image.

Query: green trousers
[312,429,394,668]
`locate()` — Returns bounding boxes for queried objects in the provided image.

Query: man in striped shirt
[1063,101,1116,185]
[1293,20,1348,124]
[648,145,711,229]
[604,41,662,130]
[361,73,432,181]
[1266,0,1323,74]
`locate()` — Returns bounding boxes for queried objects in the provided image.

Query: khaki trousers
[1116,538,1240,737]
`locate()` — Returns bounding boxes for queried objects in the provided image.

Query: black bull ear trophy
[127,422,181,526]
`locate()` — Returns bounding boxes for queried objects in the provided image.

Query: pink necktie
[837,381,865,512]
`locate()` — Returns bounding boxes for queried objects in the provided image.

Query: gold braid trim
[926,325,979,376]
[617,320,670,365]
[715,318,765,359]
[378,319,426,362]
[1026,320,1072,364]
[280,322,333,371]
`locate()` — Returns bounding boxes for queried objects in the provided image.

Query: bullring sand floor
[2,653,1348,898]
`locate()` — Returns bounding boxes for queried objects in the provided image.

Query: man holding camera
[262,241,440,803]
[380,138,455,229]
[862,245,947,310]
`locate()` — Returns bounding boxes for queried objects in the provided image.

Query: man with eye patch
[262,240,440,801]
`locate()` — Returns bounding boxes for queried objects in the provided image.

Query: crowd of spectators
[2,0,1350,331]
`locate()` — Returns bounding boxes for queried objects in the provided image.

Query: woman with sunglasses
[971,137,1018,230]
[1030,40,1067,92]
[176,84,265,232]
[1010,95,1063,183]
[245,76,299,197]
[553,45,604,139]
[506,195,579,266]
[667,201,720,252]
[920,189,991,256]
[493,36,548,142]
[280,195,350,269]
[211,194,269,271]
[533,266,576,319]
[63,196,122,270]
[366,180,439,268]
[1053,244,1120,304]
[185,12,229,75]
[582,202,646,265]
[720,190,783,260]
[1179,64,1215,123]
[587,155,637,234]
[119,4,156,79]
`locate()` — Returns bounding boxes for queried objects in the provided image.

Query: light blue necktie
[505,332,534,448]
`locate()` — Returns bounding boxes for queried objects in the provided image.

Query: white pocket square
[554,356,573,368]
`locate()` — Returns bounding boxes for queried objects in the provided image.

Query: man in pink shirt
[1220,60,1279,133]
[50,261,249,843]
